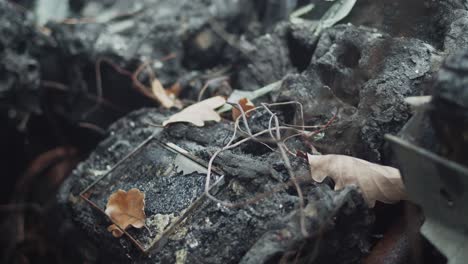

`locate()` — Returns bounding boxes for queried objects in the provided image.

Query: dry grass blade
[163,96,226,127]
[307,154,406,207]
[105,188,146,237]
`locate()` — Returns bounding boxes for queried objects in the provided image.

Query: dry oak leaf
[307,154,406,207]
[232,98,255,120]
[105,188,146,238]
[167,81,183,97]
[162,96,226,127]
[151,79,182,109]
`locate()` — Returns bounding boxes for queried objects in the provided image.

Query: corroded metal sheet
[80,133,223,253]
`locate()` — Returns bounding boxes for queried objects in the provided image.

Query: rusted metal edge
[79,132,225,254]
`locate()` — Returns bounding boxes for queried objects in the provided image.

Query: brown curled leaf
[167,81,183,97]
[151,79,182,109]
[232,98,255,120]
[307,154,406,207]
[105,188,146,238]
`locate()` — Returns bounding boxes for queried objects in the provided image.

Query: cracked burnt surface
[276,24,439,162]
[58,108,374,263]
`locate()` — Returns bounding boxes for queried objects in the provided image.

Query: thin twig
[306,110,338,139]
[41,80,126,113]
[204,102,313,201]
[208,20,251,59]
[81,57,135,118]
[203,105,309,239]
[262,103,308,236]
[197,76,229,102]
[203,100,336,237]
[82,58,105,118]
[282,133,304,156]
[130,54,177,102]
[78,122,107,135]
[284,123,322,129]
[232,103,275,151]
[132,60,156,100]
[265,101,305,131]
[144,122,165,128]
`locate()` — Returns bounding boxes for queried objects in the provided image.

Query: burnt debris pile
[1,0,468,263]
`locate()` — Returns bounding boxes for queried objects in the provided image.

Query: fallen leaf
[167,82,183,97]
[296,150,308,160]
[232,98,255,120]
[151,79,182,109]
[307,154,406,207]
[217,81,281,114]
[105,188,146,238]
[163,96,226,127]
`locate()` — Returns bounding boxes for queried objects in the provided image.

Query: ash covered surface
[275,24,438,162]
[58,108,374,263]
[1,0,468,263]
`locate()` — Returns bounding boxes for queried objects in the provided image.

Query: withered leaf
[151,79,182,109]
[307,154,406,207]
[167,82,183,97]
[163,96,226,127]
[105,188,146,238]
[232,98,255,120]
